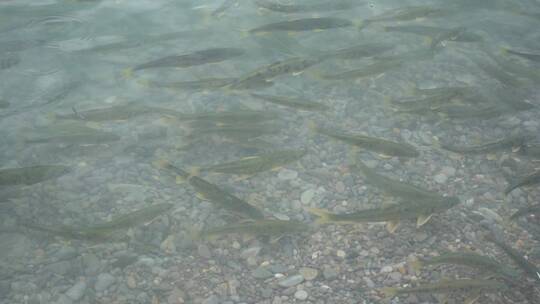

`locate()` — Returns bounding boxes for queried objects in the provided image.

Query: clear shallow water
[1,1,540,303]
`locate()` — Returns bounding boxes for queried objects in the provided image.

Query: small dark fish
[143,77,237,91]
[25,131,121,145]
[0,53,19,70]
[440,134,527,154]
[429,27,468,49]
[503,48,540,62]
[249,17,353,34]
[385,25,483,43]
[254,0,357,13]
[505,170,540,195]
[228,57,321,90]
[476,60,524,87]
[319,43,394,61]
[128,48,245,73]
[510,203,540,220]
[320,59,403,80]
[0,165,70,186]
[250,93,329,111]
[156,160,264,219]
[486,235,540,282]
[381,278,506,299]
[177,110,278,124]
[53,103,180,122]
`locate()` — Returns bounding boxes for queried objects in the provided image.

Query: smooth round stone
[252,267,273,279]
[65,280,86,301]
[433,173,448,184]
[95,273,116,292]
[300,189,315,205]
[278,274,304,287]
[294,290,308,301]
[278,169,298,180]
[299,267,318,281]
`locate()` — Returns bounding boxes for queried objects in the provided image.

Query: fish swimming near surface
[155,160,264,219]
[250,93,330,112]
[0,165,70,186]
[254,0,358,13]
[53,103,181,122]
[126,47,245,75]
[248,17,353,34]
[320,59,403,80]
[502,48,540,62]
[485,234,540,282]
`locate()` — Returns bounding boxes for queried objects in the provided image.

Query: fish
[248,17,353,34]
[390,88,473,112]
[475,60,524,87]
[196,149,306,175]
[320,59,403,80]
[0,53,19,70]
[0,165,70,186]
[307,196,459,233]
[250,93,329,112]
[411,252,520,279]
[440,134,527,154]
[429,26,469,49]
[485,235,540,282]
[127,48,245,74]
[520,143,540,159]
[385,25,483,42]
[53,103,180,122]
[254,0,357,13]
[352,160,441,200]
[196,219,310,240]
[318,43,394,61]
[505,170,540,195]
[503,48,540,62]
[510,203,540,220]
[185,121,279,141]
[311,125,419,158]
[142,77,237,91]
[211,0,238,16]
[25,129,121,144]
[380,278,506,299]
[362,6,448,28]
[155,160,264,219]
[176,110,278,124]
[227,57,321,90]
[0,39,47,54]
[21,203,173,240]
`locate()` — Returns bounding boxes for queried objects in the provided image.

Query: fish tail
[380,287,398,298]
[122,68,134,79]
[410,259,423,273]
[305,207,333,224]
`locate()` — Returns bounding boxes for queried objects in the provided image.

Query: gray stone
[300,189,315,205]
[65,280,86,301]
[55,246,78,261]
[197,244,212,259]
[95,273,115,292]
[82,253,101,276]
[441,166,456,177]
[240,247,261,259]
[299,267,318,281]
[294,290,308,301]
[277,274,304,287]
[278,169,298,180]
[389,272,402,281]
[433,173,448,184]
[252,267,273,279]
[322,267,338,280]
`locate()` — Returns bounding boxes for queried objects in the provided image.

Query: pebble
[433,173,448,184]
[336,250,346,258]
[322,267,338,280]
[65,280,86,301]
[294,290,308,301]
[300,189,315,205]
[380,266,393,273]
[440,166,456,177]
[252,267,273,279]
[277,274,304,287]
[389,272,402,281]
[197,244,212,259]
[299,267,318,281]
[278,169,298,180]
[95,273,116,292]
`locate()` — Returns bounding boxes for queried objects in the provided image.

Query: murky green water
[1,1,540,303]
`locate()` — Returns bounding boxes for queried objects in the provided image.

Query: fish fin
[379,287,398,298]
[378,153,393,159]
[195,192,209,201]
[416,214,433,227]
[189,166,201,177]
[305,207,332,224]
[386,220,400,233]
[122,68,134,79]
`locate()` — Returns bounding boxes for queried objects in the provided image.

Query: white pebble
[294,290,308,301]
